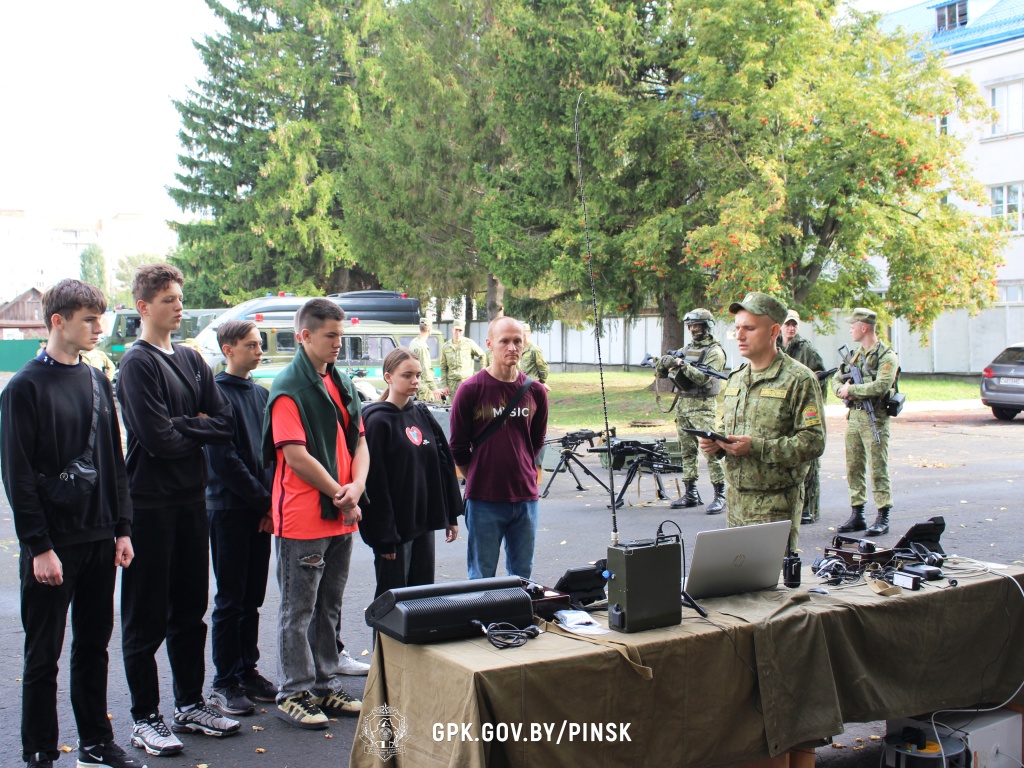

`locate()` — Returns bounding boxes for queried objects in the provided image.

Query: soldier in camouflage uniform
[80,347,117,381]
[440,319,485,400]
[655,309,728,514]
[832,308,899,537]
[408,317,439,401]
[519,324,552,392]
[700,293,826,552]
[780,310,826,525]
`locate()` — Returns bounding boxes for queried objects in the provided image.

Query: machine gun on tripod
[539,427,616,499]
[589,438,683,509]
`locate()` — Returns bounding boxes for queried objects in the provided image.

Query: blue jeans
[208,507,271,689]
[465,500,539,579]
[275,533,354,701]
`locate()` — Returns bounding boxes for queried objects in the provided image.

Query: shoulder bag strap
[81,365,101,462]
[471,376,534,450]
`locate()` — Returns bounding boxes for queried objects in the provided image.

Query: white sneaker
[338,649,370,676]
[131,713,184,756]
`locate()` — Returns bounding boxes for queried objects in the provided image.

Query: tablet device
[680,427,735,444]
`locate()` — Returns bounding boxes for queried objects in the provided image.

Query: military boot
[865,507,890,537]
[671,480,702,509]
[705,483,726,515]
[836,505,866,533]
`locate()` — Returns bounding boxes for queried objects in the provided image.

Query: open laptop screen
[683,520,792,600]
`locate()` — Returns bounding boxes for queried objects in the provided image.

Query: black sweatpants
[121,501,209,721]
[21,538,116,762]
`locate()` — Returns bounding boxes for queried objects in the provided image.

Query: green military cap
[522,322,532,333]
[847,307,877,325]
[784,309,800,324]
[453,319,466,331]
[729,292,788,325]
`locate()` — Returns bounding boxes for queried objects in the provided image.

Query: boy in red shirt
[262,299,369,729]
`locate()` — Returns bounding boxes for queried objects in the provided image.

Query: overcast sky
[0,0,923,226]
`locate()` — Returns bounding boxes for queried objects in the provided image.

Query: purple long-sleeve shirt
[449,369,548,502]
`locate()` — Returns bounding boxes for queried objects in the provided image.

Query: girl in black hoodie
[359,348,463,597]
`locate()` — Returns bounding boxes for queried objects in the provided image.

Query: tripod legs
[541,452,612,499]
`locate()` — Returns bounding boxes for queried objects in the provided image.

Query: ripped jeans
[275,533,354,701]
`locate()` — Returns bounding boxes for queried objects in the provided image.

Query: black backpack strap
[471,376,534,450]
[80,365,101,462]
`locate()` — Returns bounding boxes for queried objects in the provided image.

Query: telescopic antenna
[573,92,619,546]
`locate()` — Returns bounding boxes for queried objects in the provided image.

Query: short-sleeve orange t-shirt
[270,374,363,540]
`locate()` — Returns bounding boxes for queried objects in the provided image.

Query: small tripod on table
[589,439,682,509]
[540,429,614,499]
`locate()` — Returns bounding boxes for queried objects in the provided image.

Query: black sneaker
[77,740,148,768]
[240,670,278,703]
[26,753,54,768]
[171,702,241,737]
[208,684,255,716]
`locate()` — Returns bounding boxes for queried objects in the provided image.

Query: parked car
[980,342,1024,420]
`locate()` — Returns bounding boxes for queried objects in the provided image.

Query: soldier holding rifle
[832,308,899,537]
[654,309,728,514]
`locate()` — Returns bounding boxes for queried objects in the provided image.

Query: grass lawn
[544,370,980,434]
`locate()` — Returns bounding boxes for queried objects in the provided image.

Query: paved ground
[0,388,1021,767]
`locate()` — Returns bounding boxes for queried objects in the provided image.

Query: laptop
[683,520,792,600]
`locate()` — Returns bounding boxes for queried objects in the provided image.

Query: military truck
[234,319,444,400]
[97,308,223,365]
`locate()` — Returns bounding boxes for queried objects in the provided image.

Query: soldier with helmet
[655,308,728,514]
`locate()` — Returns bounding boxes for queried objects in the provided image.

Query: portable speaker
[365,577,534,644]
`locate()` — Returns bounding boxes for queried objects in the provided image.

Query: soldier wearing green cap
[409,317,439,401]
[699,292,825,551]
[780,309,827,525]
[655,308,728,514]
[440,320,485,400]
[832,308,899,536]
[518,323,551,392]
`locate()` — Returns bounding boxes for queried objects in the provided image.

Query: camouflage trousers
[726,484,803,552]
[447,378,464,401]
[801,458,820,523]
[416,381,437,401]
[674,401,725,484]
[845,409,892,509]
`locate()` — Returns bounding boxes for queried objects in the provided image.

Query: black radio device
[606,534,682,633]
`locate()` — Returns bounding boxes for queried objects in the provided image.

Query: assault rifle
[816,367,838,383]
[837,345,880,444]
[639,352,728,381]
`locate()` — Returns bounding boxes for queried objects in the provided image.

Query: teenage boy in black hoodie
[205,320,277,716]
[1,279,138,768]
[116,264,238,758]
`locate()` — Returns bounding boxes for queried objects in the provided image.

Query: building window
[990,183,1023,231]
[935,1,967,32]
[991,80,1024,136]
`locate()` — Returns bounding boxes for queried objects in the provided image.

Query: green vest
[262,345,362,520]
